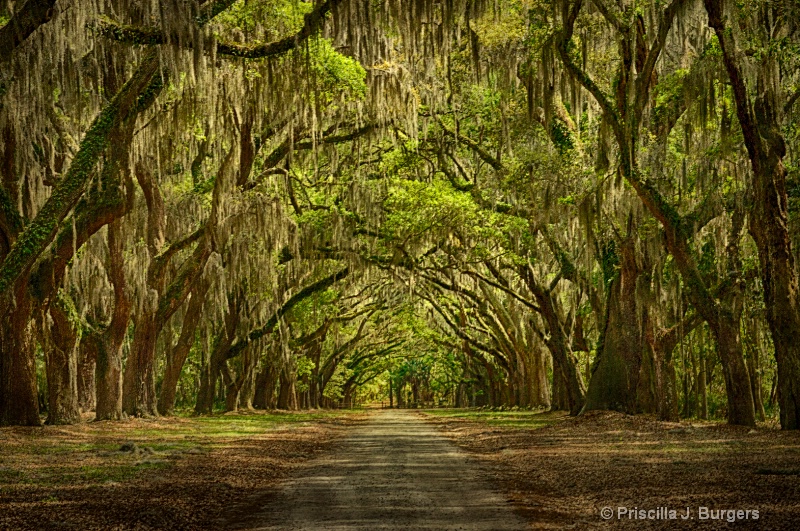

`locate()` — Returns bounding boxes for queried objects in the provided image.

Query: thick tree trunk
[750,163,800,430]
[520,266,585,414]
[539,304,585,414]
[713,320,755,426]
[253,360,278,409]
[92,334,121,420]
[0,291,40,426]
[222,361,241,412]
[45,300,81,425]
[95,220,130,421]
[745,319,767,422]
[645,317,695,423]
[195,343,225,415]
[650,341,680,422]
[550,364,569,412]
[531,347,551,408]
[277,366,298,410]
[584,238,643,414]
[122,312,160,417]
[237,350,258,411]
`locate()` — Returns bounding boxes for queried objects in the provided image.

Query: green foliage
[214,0,311,37]
[306,38,367,107]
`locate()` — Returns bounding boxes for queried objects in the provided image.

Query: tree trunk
[45,300,81,425]
[77,340,96,413]
[521,267,586,414]
[713,320,754,425]
[650,340,679,422]
[238,349,258,411]
[158,280,208,415]
[745,318,767,422]
[195,341,225,415]
[585,236,643,414]
[749,146,800,430]
[698,340,709,420]
[222,361,241,413]
[277,365,297,410]
[253,360,278,409]
[0,291,40,426]
[532,347,551,408]
[122,312,160,417]
[550,364,569,412]
[95,219,130,421]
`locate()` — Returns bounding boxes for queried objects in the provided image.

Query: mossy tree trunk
[77,339,97,413]
[0,48,161,426]
[94,219,131,421]
[584,232,643,414]
[122,165,210,417]
[44,296,82,425]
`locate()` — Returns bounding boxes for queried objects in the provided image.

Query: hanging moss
[0,50,161,295]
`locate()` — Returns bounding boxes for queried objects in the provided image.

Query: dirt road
[226,409,529,530]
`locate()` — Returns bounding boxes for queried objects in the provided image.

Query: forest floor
[423,408,800,529]
[0,410,366,530]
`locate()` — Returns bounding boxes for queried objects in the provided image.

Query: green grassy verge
[0,409,361,490]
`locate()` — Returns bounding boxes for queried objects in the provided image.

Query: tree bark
[45,298,81,425]
[95,219,131,421]
[277,364,298,410]
[253,358,279,409]
[584,235,643,414]
[158,279,208,415]
[520,266,586,414]
[0,289,40,426]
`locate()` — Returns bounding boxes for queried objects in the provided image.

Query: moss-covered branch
[96,0,343,59]
[0,49,163,295]
[226,267,351,360]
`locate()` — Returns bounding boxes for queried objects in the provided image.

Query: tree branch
[0,0,57,63]
[95,0,342,59]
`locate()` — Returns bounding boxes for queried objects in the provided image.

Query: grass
[422,408,564,429]
[0,409,361,491]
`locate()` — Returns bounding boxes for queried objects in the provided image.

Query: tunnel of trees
[0,0,799,429]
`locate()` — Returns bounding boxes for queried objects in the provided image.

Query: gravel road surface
[229,409,528,530]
